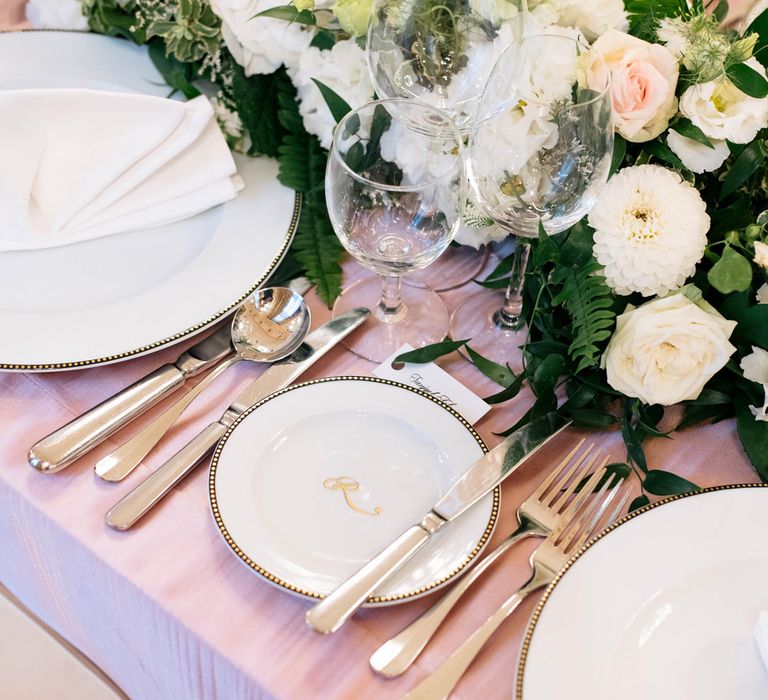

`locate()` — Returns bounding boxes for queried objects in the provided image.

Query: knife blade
[28,322,234,474]
[105,308,370,531]
[305,413,571,634]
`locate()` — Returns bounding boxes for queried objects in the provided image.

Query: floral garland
[26,0,768,503]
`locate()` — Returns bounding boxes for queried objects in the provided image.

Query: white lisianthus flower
[291,40,374,150]
[26,0,88,29]
[581,30,679,143]
[740,346,768,422]
[666,130,730,174]
[210,0,315,76]
[589,165,710,297]
[754,241,768,268]
[602,294,737,405]
[551,0,628,42]
[679,58,768,143]
[757,282,768,304]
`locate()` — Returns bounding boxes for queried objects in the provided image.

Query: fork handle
[402,568,551,700]
[370,523,542,678]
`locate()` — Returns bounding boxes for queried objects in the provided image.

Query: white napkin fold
[756,611,768,671]
[0,89,244,251]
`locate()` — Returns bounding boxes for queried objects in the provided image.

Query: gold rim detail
[208,375,501,605]
[0,30,299,371]
[515,482,768,699]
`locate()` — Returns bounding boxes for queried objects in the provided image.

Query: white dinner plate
[209,376,500,604]
[518,484,768,700]
[0,31,298,370]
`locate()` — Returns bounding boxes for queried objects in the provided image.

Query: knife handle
[306,512,446,634]
[105,421,227,530]
[28,364,186,473]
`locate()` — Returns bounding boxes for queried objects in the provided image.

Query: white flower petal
[666,131,729,174]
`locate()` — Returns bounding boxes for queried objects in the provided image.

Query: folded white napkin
[0,89,244,251]
[756,612,768,670]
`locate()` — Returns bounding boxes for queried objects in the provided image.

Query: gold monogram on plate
[323,476,382,516]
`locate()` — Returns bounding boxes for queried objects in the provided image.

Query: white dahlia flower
[26,0,88,29]
[589,165,710,297]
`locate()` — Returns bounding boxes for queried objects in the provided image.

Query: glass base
[450,290,527,370]
[333,276,449,363]
[405,245,489,292]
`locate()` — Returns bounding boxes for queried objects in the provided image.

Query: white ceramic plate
[0,31,297,370]
[209,376,500,604]
[518,484,768,700]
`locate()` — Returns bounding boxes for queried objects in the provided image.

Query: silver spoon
[94,287,310,482]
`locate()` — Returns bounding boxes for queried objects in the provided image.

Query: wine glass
[366,0,528,290]
[326,99,464,363]
[450,33,614,367]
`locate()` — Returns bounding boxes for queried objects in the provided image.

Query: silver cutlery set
[26,286,632,699]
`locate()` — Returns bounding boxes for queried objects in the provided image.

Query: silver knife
[105,308,370,531]
[28,323,233,474]
[305,413,572,634]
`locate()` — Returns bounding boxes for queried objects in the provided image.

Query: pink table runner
[0,10,760,699]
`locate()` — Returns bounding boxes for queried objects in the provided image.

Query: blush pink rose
[582,29,680,143]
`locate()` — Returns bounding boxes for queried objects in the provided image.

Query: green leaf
[748,8,768,70]
[684,388,732,406]
[569,408,618,428]
[255,5,316,24]
[310,28,336,50]
[231,64,287,158]
[713,0,729,24]
[628,495,650,512]
[609,134,626,177]
[525,340,571,359]
[710,198,755,236]
[707,246,753,293]
[721,292,768,348]
[483,374,525,404]
[477,253,515,289]
[719,141,766,201]
[559,221,595,267]
[532,225,560,266]
[736,395,768,481]
[622,401,648,472]
[644,137,685,170]
[531,354,566,396]
[393,339,468,364]
[670,118,714,149]
[310,78,352,124]
[148,41,200,99]
[643,470,700,496]
[465,346,517,386]
[726,62,768,98]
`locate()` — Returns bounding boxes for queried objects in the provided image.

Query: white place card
[373,344,490,424]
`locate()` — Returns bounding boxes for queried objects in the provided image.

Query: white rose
[291,40,374,150]
[757,282,768,304]
[666,130,730,174]
[552,0,628,42]
[26,0,88,29]
[602,294,737,405]
[582,30,679,143]
[754,241,768,268]
[740,346,768,422]
[679,58,768,143]
[211,0,315,75]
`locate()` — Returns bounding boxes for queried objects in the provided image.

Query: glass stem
[494,240,531,331]
[377,274,406,323]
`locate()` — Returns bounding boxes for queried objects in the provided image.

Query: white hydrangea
[740,346,768,422]
[666,131,729,174]
[551,0,628,42]
[290,39,374,150]
[589,165,710,297]
[26,0,88,29]
[210,0,316,76]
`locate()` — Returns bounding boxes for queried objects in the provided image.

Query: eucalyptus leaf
[643,470,700,496]
[708,247,753,293]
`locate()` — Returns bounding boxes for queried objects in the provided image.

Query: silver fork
[401,464,631,700]
[370,439,599,677]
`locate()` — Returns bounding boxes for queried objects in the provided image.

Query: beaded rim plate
[209,376,501,605]
[0,30,297,371]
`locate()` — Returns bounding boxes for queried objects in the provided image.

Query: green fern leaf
[553,261,617,373]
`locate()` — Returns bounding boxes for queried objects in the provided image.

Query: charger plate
[518,484,768,699]
[0,31,297,370]
[209,376,500,604]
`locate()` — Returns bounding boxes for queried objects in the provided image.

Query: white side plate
[0,31,297,370]
[210,376,500,604]
[519,485,768,700]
